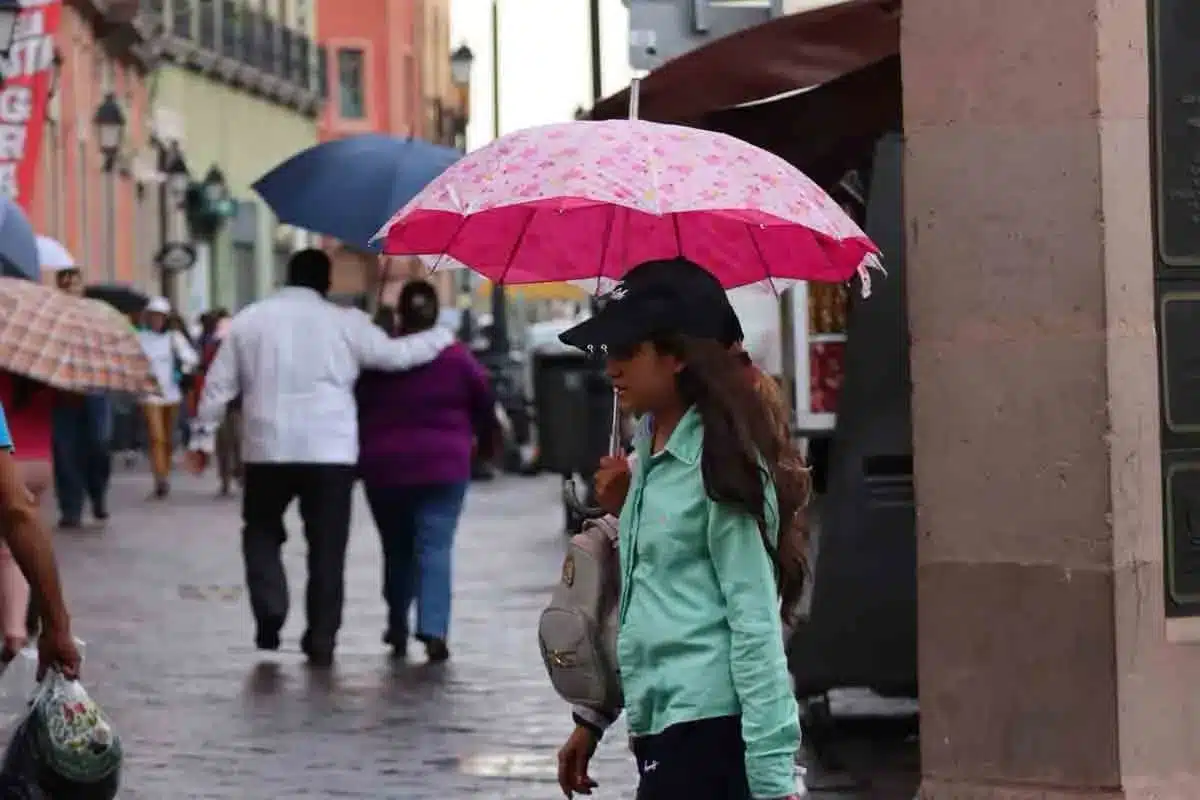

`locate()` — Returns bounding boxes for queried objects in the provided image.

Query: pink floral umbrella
[375,119,883,295]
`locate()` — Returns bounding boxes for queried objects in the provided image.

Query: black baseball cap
[559,258,742,355]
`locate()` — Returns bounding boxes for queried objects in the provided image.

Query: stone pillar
[904,0,1196,797]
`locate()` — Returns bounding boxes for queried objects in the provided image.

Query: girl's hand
[556,724,599,797]
[594,455,631,516]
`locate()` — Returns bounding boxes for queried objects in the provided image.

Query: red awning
[588,0,900,124]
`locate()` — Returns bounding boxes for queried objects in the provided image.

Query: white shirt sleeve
[346,311,455,371]
[171,330,199,372]
[190,330,240,454]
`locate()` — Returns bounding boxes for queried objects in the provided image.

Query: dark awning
[587,0,899,124]
[698,55,902,190]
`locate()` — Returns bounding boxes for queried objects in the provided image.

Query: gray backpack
[537,515,623,711]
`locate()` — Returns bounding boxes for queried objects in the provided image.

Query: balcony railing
[197,0,216,50]
[278,27,293,82]
[261,14,277,76]
[170,0,192,38]
[293,34,310,89]
[162,1,322,104]
[220,0,239,59]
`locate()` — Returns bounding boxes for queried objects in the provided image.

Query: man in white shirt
[190,249,456,667]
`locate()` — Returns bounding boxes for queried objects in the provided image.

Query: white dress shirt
[138,329,198,406]
[192,286,454,465]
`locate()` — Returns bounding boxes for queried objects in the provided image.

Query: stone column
[904,0,1195,797]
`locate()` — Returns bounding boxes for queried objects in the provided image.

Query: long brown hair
[654,334,811,622]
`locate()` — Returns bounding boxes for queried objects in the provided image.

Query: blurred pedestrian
[357,281,497,663]
[0,400,81,679]
[188,249,456,668]
[49,267,112,528]
[190,309,242,496]
[0,374,54,658]
[554,259,806,800]
[137,297,197,499]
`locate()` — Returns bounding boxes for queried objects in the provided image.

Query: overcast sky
[450,0,635,149]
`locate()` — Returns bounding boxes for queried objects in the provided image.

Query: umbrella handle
[608,388,621,456]
[628,78,640,121]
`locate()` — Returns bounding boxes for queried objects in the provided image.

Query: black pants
[241,463,355,651]
[633,716,752,799]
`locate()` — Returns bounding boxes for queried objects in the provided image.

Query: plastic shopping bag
[0,670,120,799]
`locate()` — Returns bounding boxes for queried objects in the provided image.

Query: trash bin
[532,353,612,532]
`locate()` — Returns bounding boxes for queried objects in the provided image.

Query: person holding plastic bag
[0,402,80,680]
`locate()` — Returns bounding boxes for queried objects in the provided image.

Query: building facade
[140,0,323,317]
[32,0,153,288]
[316,0,462,309]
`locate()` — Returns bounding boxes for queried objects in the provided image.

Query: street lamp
[449,43,474,88]
[0,0,21,59]
[202,164,229,207]
[92,92,126,172]
[162,145,191,200]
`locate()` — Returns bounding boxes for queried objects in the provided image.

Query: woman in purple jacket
[357,280,497,663]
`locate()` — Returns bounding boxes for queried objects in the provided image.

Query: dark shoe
[153,480,170,499]
[255,616,284,652]
[92,505,109,522]
[300,631,334,668]
[416,634,450,663]
[382,628,407,660]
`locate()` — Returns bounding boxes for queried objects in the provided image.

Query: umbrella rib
[746,223,780,297]
[496,207,538,286]
[595,205,617,295]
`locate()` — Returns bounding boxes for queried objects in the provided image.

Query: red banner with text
[0,0,61,212]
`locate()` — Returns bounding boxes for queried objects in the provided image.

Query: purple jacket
[356,342,495,486]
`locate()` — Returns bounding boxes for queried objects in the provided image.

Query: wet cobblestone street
[26,467,916,798]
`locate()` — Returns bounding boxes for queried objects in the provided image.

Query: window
[233,240,256,308]
[336,48,365,119]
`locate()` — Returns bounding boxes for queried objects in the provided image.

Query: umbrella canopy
[0,277,159,395]
[84,283,150,315]
[0,199,39,281]
[378,119,881,294]
[253,134,459,251]
[35,235,76,272]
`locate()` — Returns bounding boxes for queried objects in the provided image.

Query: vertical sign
[0,0,61,211]
[1151,0,1200,619]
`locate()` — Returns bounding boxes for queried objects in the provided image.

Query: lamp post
[157,143,191,299]
[488,0,509,357]
[0,0,21,61]
[449,41,475,344]
[93,92,125,282]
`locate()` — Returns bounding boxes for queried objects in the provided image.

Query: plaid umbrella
[0,277,159,395]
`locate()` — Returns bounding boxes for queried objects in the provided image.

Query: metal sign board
[154,241,197,273]
[1160,292,1200,433]
[1165,460,1200,606]
[1153,0,1200,266]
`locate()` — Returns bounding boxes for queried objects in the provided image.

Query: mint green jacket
[617,407,800,799]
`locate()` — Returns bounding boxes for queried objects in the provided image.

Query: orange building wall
[318,0,440,305]
[31,5,149,287]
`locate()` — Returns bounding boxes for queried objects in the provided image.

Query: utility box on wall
[626,0,781,70]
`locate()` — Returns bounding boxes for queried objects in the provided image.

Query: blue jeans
[364,482,468,641]
[51,395,112,522]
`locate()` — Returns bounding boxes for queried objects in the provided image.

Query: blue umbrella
[0,197,39,281]
[253,134,460,251]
